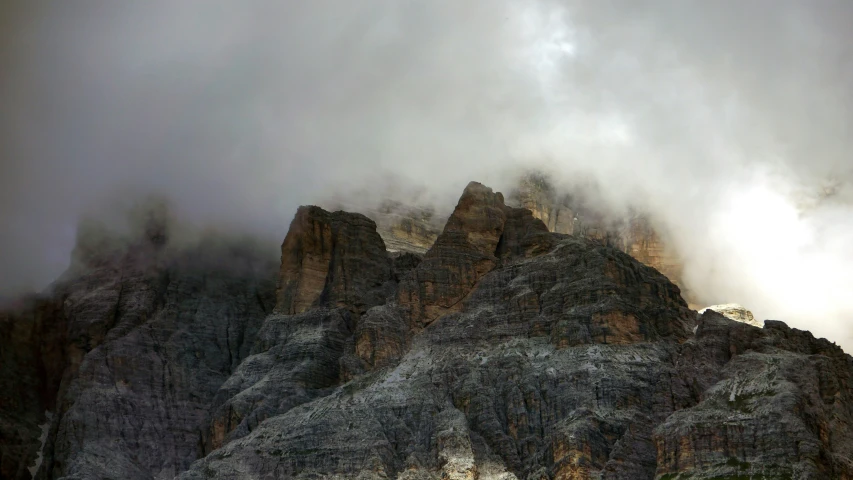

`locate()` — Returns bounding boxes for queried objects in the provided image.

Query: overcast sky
[2,1,852,349]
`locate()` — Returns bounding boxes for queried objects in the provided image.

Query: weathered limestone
[699,303,761,327]
[3,183,852,480]
[275,206,392,315]
[398,182,508,325]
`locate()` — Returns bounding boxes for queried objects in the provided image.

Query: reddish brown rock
[509,172,693,303]
[589,311,643,345]
[398,182,559,327]
[623,217,690,302]
[549,410,613,480]
[398,182,508,325]
[5,182,853,480]
[275,206,392,315]
[495,206,556,261]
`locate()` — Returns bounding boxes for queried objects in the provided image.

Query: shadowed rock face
[203,307,355,453]
[656,311,853,479]
[0,296,66,480]
[398,182,559,328]
[398,182,509,325]
[3,183,853,480]
[275,206,393,315]
[509,173,692,304]
[0,207,279,480]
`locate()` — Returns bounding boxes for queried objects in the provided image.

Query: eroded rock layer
[509,173,691,303]
[275,206,393,315]
[1,183,851,480]
[398,182,509,325]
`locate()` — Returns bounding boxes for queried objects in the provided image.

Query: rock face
[177,183,698,480]
[657,311,853,479]
[509,173,691,303]
[0,204,278,480]
[338,173,690,303]
[699,303,761,327]
[0,296,66,480]
[275,206,393,315]
[370,201,442,254]
[327,199,443,255]
[398,182,509,325]
[398,182,559,327]
[3,183,853,480]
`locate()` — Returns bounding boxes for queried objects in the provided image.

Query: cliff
[508,173,692,304]
[327,199,443,255]
[351,173,692,304]
[1,205,278,480]
[2,183,851,480]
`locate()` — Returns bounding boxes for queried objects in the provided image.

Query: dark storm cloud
[1,1,852,347]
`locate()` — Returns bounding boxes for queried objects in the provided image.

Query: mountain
[506,173,691,305]
[2,182,852,479]
[349,173,692,306]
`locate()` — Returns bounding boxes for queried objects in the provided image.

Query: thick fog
[2,1,852,348]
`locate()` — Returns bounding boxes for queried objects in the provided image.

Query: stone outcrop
[509,172,691,303]
[495,205,557,260]
[275,206,393,315]
[398,181,557,327]
[398,182,509,325]
[3,183,852,480]
[339,173,691,303]
[204,307,354,452]
[0,203,278,480]
[177,183,702,479]
[699,303,760,327]
[328,199,443,255]
[353,304,410,370]
[656,310,853,479]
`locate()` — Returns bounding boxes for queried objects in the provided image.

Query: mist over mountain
[3,181,853,479]
[2,2,852,347]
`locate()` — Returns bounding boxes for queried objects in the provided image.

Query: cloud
[2,1,852,348]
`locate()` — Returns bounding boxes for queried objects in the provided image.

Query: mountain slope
[1,208,278,480]
[2,183,851,479]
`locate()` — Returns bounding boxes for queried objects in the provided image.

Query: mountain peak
[2,181,851,480]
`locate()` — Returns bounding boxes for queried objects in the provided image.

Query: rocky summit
[2,182,852,480]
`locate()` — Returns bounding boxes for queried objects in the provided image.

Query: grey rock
[3,183,853,480]
[1,202,278,480]
[179,213,697,479]
[204,308,354,452]
[275,206,393,316]
[698,303,761,327]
